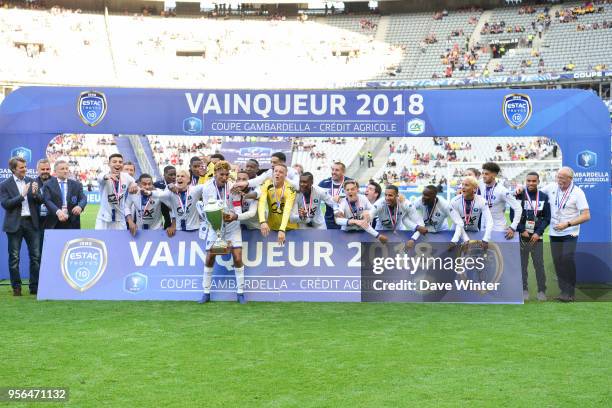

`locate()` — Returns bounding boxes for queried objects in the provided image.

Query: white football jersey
[126,190,171,230]
[163,184,205,231]
[371,198,423,231]
[200,179,244,224]
[449,194,493,242]
[290,186,337,229]
[478,181,522,231]
[96,172,135,224]
[336,194,373,232]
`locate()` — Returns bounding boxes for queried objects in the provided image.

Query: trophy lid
[205,197,223,212]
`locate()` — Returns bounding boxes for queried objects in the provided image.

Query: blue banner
[0,87,609,284]
[84,191,100,205]
[38,230,523,303]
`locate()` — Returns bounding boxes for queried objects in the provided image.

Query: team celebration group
[1,151,589,302]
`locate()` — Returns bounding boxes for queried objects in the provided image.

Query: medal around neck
[205,198,231,254]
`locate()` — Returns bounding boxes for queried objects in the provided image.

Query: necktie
[60,181,67,206]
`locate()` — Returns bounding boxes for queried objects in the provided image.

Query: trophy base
[209,241,232,255]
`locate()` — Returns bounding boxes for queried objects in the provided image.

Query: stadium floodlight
[200,1,215,12]
[308,1,327,9]
[164,0,177,12]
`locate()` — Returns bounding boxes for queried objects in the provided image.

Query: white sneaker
[537,291,547,301]
[523,290,529,301]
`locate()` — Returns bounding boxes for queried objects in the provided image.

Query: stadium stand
[105,12,400,88]
[0,6,114,85]
[372,136,556,187]
[291,137,366,181]
[374,8,489,80]
[542,1,612,73]
[148,135,223,173]
[42,132,366,189]
[0,2,609,85]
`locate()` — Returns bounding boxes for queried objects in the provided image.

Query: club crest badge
[502,94,532,129]
[61,238,108,292]
[78,91,107,126]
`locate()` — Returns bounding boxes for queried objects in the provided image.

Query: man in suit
[35,159,52,252]
[42,160,87,229]
[153,165,176,229]
[0,157,44,296]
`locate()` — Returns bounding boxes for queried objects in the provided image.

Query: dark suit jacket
[36,176,51,222]
[0,176,44,233]
[42,177,87,229]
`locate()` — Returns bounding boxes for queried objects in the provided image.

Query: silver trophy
[204,198,231,254]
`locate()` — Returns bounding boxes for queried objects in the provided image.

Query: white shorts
[95,219,127,230]
[205,222,242,250]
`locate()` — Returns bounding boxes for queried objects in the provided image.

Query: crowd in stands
[0,1,611,86]
[556,2,606,23]
[148,136,222,170]
[359,18,377,30]
[291,137,366,181]
[481,21,526,35]
[576,20,612,29]
[439,43,483,77]
[292,138,352,158]
[490,139,555,162]
[41,131,563,192]
[376,137,556,187]
[45,134,118,190]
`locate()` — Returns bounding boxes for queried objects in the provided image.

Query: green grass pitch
[80,203,99,230]
[1,298,610,407]
[2,204,609,406]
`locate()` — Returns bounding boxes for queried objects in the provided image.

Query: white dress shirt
[13,175,30,217]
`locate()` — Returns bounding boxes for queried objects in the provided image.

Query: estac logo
[77,91,107,126]
[61,238,108,292]
[502,93,532,129]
